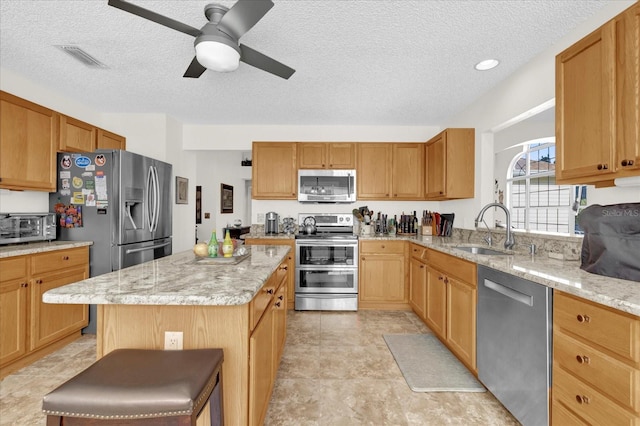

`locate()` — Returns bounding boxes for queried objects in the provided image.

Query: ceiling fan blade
[183,57,207,78]
[240,44,295,79]
[108,0,201,37]
[218,0,274,40]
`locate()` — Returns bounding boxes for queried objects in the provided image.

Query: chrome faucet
[475,203,515,250]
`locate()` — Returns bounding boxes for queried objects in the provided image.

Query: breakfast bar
[43,245,291,426]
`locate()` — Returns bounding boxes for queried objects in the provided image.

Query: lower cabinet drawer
[554,291,640,362]
[555,330,639,411]
[31,247,89,275]
[552,399,588,425]
[553,367,639,426]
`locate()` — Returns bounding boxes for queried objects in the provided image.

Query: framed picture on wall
[221,184,233,213]
[176,176,188,204]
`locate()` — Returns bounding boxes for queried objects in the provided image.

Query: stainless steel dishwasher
[477,265,552,426]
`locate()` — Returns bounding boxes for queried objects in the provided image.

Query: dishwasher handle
[483,278,533,306]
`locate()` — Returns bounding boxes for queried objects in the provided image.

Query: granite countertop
[43,245,291,306]
[0,241,93,258]
[364,234,640,316]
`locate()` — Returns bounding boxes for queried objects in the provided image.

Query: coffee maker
[265,212,279,235]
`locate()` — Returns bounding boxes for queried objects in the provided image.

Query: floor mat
[383,333,485,392]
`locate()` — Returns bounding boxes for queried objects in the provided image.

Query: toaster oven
[0,213,56,245]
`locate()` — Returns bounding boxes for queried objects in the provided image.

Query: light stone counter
[43,245,291,306]
[0,241,93,258]
[361,234,640,316]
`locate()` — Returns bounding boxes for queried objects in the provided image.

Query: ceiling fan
[107,0,295,79]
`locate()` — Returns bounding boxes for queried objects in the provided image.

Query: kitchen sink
[453,246,512,256]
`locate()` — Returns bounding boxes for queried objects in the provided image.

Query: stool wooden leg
[46,415,62,426]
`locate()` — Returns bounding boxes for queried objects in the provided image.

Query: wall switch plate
[164,331,183,350]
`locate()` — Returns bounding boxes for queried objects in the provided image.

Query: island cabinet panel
[245,238,295,309]
[0,246,89,379]
[0,91,57,192]
[552,291,640,425]
[556,2,640,185]
[252,142,297,199]
[96,259,289,426]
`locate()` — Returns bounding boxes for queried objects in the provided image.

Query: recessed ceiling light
[475,59,500,71]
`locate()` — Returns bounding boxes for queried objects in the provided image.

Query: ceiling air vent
[54,45,108,69]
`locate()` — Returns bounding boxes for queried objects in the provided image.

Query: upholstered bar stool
[43,348,224,426]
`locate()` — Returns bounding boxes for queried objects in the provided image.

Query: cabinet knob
[596,163,609,170]
[381,245,385,249]
[444,277,449,284]
[362,257,366,261]
[275,301,281,308]
[420,265,424,269]
[576,314,590,323]
[621,159,635,167]
[266,288,274,295]
[20,282,28,288]
[62,256,70,260]
[329,164,332,167]
[575,395,590,405]
[576,355,590,364]
[278,295,284,301]
[279,265,288,270]
[439,191,443,195]
[438,276,444,281]
[385,194,389,197]
[36,279,43,284]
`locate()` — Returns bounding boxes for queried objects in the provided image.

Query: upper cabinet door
[96,128,126,150]
[0,91,57,191]
[58,115,96,152]
[391,143,424,199]
[298,143,355,169]
[297,143,326,169]
[425,128,474,200]
[616,4,640,174]
[252,142,297,199]
[425,134,446,198]
[357,143,392,199]
[327,143,355,169]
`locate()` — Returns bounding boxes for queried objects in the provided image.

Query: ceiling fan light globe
[195,41,240,72]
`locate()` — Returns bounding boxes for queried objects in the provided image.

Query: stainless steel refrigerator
[49,150,172,333]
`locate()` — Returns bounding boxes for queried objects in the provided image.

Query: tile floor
[0,310,520,425]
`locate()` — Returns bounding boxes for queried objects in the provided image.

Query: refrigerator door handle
[146,166,154,231]
[152,166,160,232]
[125,241,171,254]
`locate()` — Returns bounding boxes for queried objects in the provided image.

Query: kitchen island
[43,245,291,426]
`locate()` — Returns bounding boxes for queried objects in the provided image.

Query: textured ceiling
[0,1,610,126]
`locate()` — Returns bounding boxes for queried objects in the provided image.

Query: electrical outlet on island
[164,331,183,350]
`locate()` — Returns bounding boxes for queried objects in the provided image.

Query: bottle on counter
[208,231,218,257]
[222,230,234,258]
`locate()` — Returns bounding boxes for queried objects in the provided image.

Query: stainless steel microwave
[298,169,356,203]
[0,213,56,245]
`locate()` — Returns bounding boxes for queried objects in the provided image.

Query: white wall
[194,151,252,243]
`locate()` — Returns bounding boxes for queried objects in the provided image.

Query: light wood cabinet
[98,257,288,426]
[298,142,355,169]
[556,3,640,185]
[0,91,57,191]
[357,143,424,200]
[252,142,297,199]
[392,143,424,199]
[423,248,477,372]
[96,128,126,150]
[359,241,408,309]
[0,246,89,379]
[58,114,96,152]
[409,244,427,320]
[552,291,640,425]
[425,128,475,200]
[245,238,295,309]
[0,257,29,367]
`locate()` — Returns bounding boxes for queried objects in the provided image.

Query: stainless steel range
[295,213,358,311]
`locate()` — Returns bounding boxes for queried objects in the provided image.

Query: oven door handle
[296,240,358,246]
